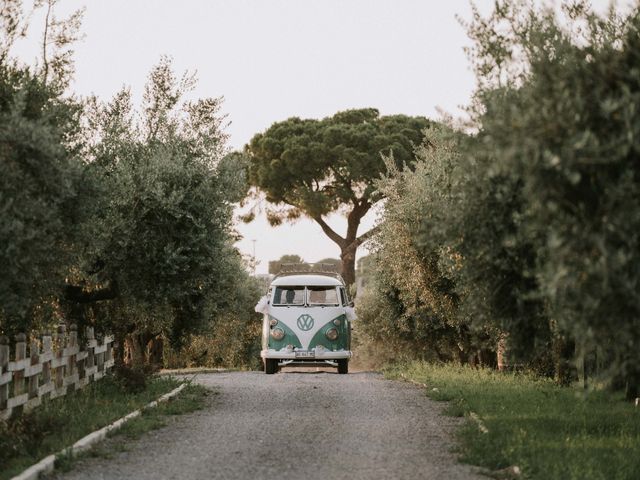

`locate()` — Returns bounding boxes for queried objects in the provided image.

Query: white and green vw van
[256,267,354,374]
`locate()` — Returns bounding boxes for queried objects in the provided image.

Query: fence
[0,325,114,420]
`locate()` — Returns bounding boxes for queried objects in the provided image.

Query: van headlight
[271,328,285,340]
[325,328,339,341]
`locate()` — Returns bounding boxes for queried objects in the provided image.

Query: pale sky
[9,0,614,274]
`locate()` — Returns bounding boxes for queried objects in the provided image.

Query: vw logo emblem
[297,314,314,331]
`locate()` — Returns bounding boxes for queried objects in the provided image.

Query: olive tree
[358,2,640,389]
[78,57,249,364]
[0,4,260,368]
[461,0,640,394]
[0,0,87,337]
[359,126,502,365]
[0,64,83,336]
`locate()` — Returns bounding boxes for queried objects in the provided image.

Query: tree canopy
[462,0,640,395]
[358,0,640,397]
[246,108,431,285]
[0,63,84,335]
[0,6,260,369]
[79,57,239,348]
[268,254,304,275]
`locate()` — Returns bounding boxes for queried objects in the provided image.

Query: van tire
[264,359,278,374]
[337,359,349,374]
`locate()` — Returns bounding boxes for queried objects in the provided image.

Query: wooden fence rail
[0,325,114,420]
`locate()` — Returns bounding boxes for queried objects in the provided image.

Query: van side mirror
[348,301,355,307]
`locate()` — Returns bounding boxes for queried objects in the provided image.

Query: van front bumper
[261,347,352,360]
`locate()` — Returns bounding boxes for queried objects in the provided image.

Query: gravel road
[53,370,480,480]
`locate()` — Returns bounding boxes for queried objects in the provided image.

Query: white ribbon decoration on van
[254,295,269,314]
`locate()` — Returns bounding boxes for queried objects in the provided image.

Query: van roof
[271,274,343,287]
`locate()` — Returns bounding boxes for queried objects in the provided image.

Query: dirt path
[52,370,480,480]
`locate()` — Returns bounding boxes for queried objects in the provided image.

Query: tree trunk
[64,281,118,303]
[553,334,576,386]
[497,334,507,371]
[340,247,357,288]
[479,348,497,369]
[123,332,165,370]
[312,200,378,293]
[124,334,145,367]
[625,366,640,402]
[148,336,164,370]
[124,332,154,367]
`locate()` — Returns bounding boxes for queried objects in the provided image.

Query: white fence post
[14,333,27,400]
[0,335,9,411]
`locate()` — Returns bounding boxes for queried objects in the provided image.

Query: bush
[462,0,640,393]
[360,1,640,393]
[112,363,153,394]
[0,64,84,336]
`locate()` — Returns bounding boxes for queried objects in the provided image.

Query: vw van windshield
[273,286,305,306]
[307,286,339,306]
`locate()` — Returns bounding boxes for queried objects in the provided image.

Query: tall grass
[386,362,640,480]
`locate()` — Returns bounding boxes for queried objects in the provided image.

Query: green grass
[0,375,207,480]
[385,362,640,480]
[114,383,210,440]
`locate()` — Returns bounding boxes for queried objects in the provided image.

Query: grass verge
[111,383,210,440]
[0,375,208,480]
[385,362,640,480]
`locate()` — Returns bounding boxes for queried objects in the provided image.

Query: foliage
[164,322,261,371]
[461,0,640,392]
[316,257,341,270]
[0,0,98,337]
[387,362,640,480]
[0,63,83,336]
[38,0,86,87]
[0,0,27,63]
[112,363,153,394]
[247,108,429,220]
[357,127,496,364]
[114,383,209,440]
[163,267,263,370]
[245,108,432,284]
[267,254,304,274]
[217,150,251,204]
[359,1,640,392]
[0,0,84,88]
[0,8,260,370]
[0,375,186,480]
[416,126,548,367]
[355,255,374,287]
[78,57,259,352]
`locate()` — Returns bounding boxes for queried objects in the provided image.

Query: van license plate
[295,351,314,358]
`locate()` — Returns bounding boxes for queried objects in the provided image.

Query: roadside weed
[0,377,206,480]
[386,362,640,480]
